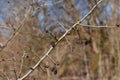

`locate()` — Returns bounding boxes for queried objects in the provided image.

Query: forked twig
[47,55,56,64]
[57,22,68,31]
[18,0,103,79]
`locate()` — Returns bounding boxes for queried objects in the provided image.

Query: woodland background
[0,0,120,80]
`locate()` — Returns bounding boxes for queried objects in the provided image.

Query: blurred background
[0,0,120,80]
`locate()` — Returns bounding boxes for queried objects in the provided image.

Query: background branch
[0,7,32,52]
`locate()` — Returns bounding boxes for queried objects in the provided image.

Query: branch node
[50,41,56,48]
[29,67,34,71]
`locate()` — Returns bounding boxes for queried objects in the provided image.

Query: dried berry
[51,66,57,75]
[67,31,71,35]
[53,69,57,75]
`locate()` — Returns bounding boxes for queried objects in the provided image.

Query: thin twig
[41,0,63,6]
[47,31,58,42]
[31,48,41,59]
[61,76,85,80]
[84,52,90,80]
[47,55,56,64]
[79,24,117,28]
[18,52,26,78]
[65,37,73,52]
[2,72,10,80]
[13,63,18,80]
[18,0,103,80]
[39,65,46,72]
[57,22,68,31]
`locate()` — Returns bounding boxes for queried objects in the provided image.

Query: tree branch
[18,0,103,80]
